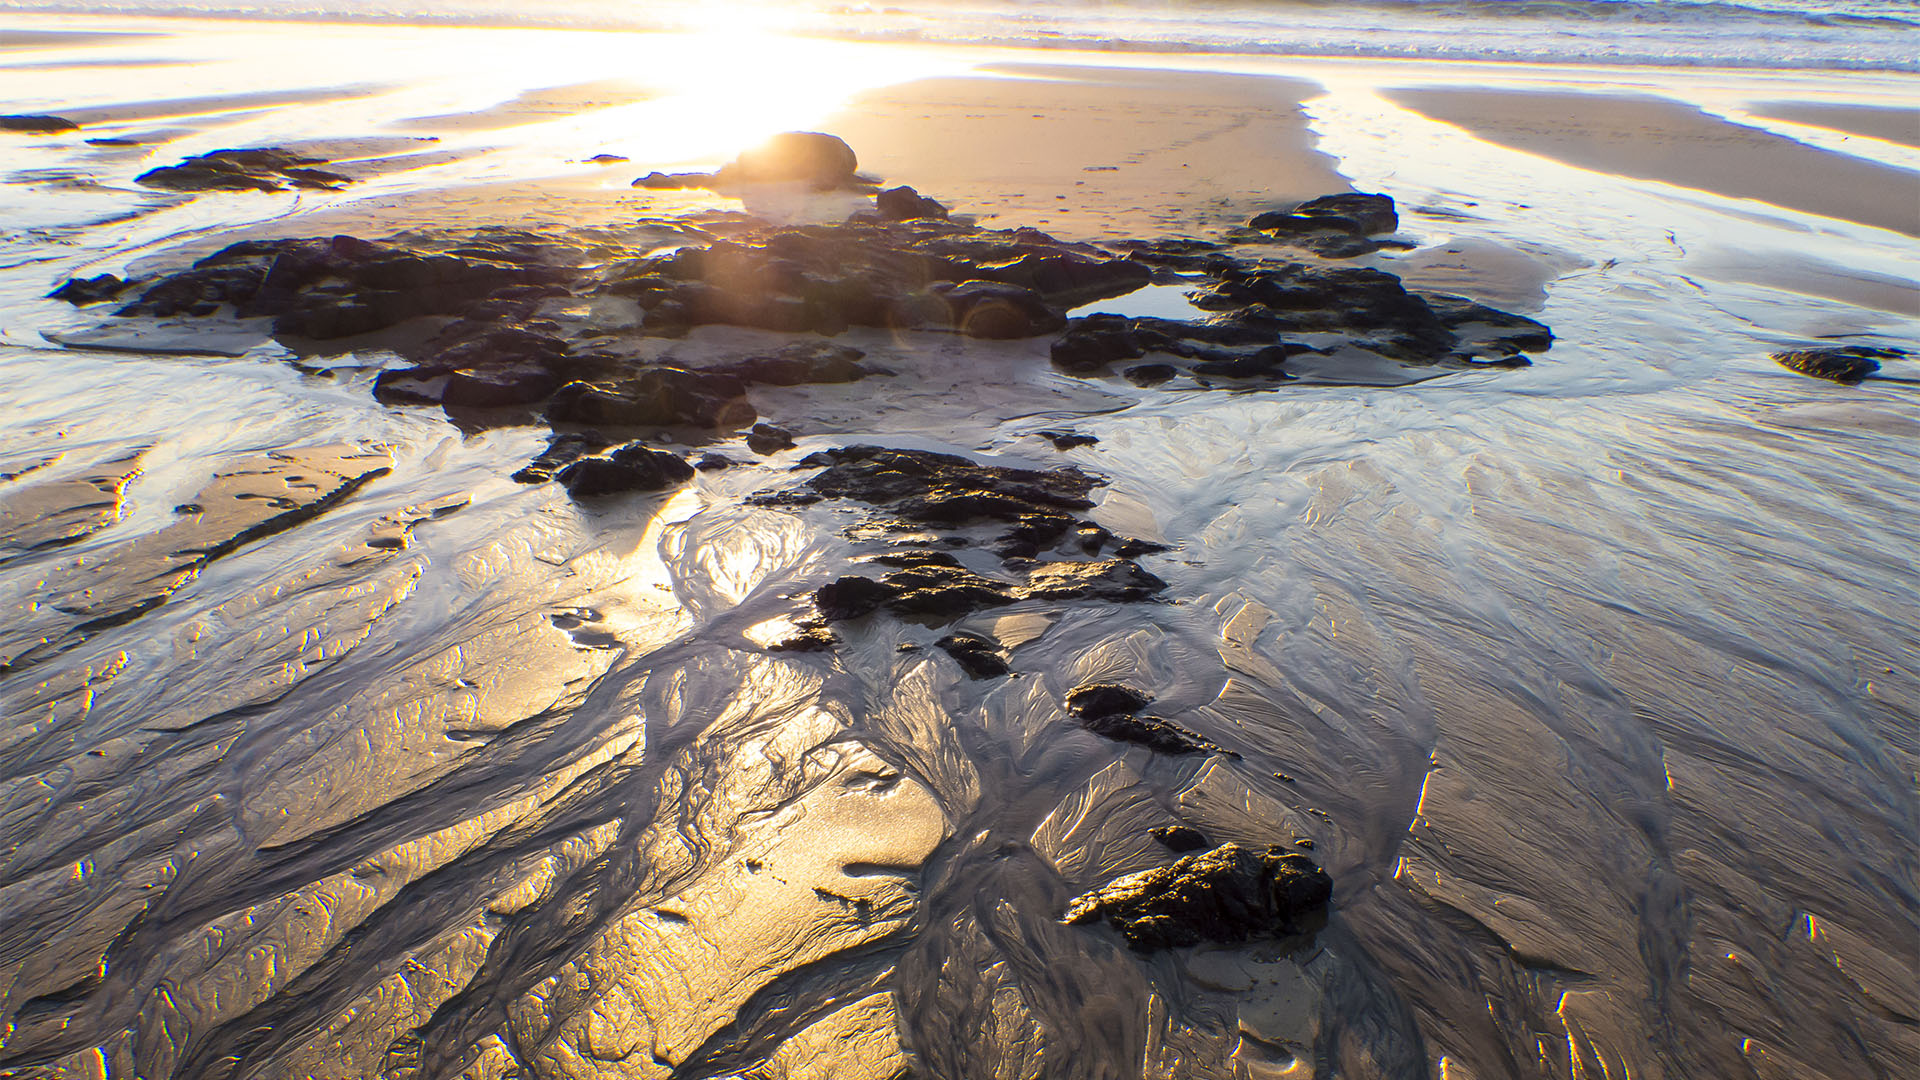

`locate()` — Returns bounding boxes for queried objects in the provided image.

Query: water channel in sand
[2,15,1917,1080]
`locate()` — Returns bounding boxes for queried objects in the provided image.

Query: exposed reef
[136,147,355,193]
[1063,843,1333,951]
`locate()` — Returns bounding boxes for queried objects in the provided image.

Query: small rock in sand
[1066,682,1227,756]
[1,114,78,133]
[1773,345,1906,384]
[746,423,797,455]
[1151,825,1212,853]
[556,443,694,499]
[876,185,951,221]
[715,131,861,189]
[935,633,1010,678]
[137,147,353,193]
[1063,843,1333,950]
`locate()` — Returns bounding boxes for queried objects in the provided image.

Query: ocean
[7,0,1920,70]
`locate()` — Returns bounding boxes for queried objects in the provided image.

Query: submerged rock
[1063,843,1333,950]
[555,443,694,499]
[1773,344,1906,384]
[136,148,353,193]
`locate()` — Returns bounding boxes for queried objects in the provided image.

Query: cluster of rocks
[1063,842,1333,951]
[135,147,354,193]
[1241,191,1404,258]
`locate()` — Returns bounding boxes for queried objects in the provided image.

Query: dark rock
[1063,843,1333,950]
[876,185,950,221]
[1113,538,1171,558]
[1082,712,1221,756]
[878,563,1019,618]
[973,251,1152,306]
[693,453,736,471]
[1036,430,1098,450]
[1024,558,1166,603]
[546,369,754,430]
[1067,683,1154,720]
[1773,345,1906,384]
[441,363,563,408]
[633,171,714,190]
[815,576,896,621]
[769,623,838,651]
[1051,323,1148,373]
[583,153,629,164]
[1124,363,1177,386]
[746,423,796,455]
[555,443,694,499]
[513,433,608,484]
[137,148,353,193]
[712,341,869,385]
[936,633,1010,678]
[1,114,78,133]
[797,446,1101,527]
[48,274,129,305]
[1296,192,1399,234]
[715,132,860,189]
[1151,825,1211,853]
[936,280,1067,339]
[1189,344,1296,380]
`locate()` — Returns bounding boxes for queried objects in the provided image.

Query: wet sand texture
[827,64,1350,239]
[394,79,656,133]
[1389,87,1920,237]
[1752,100,1920,148]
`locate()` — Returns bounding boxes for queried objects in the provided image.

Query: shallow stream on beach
[2,16,1917,1080]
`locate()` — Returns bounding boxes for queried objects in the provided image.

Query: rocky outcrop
[876,185,950,222]
[1062,843,1333,950]
[136,148,354,193]
[47,274,130,305]
[1772,344,1907,384]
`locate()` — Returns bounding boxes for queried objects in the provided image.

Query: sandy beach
[1,8,1917,1080]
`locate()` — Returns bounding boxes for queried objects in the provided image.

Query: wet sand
[1388,86,1920,237]
[1752,99,1920,147]
[2,21,1918,1080]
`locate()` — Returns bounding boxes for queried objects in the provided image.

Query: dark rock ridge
[1,114,78,133]
[1066,682,1232,757]
[1062,843,1333,951]
[1772,344,1908,384]
[136,148,354,193]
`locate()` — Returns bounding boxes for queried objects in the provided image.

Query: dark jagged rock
[1295,192,1399,235]
[878,563,1019,618]
[711,341,870,385]
[1067,680,1222,755]
[546,370,754,430]
[1773,345,1906,384]
[1151,825,1212,853]
[1063,843,1333,951]
[876,185,950,221]
[769,623,838,652]
[48,275,129,305]
[815,576,896,621]
[936,633,1010,678]
[555,444,694,499]
[1036,430,1098,450]
[512,433,609,484]
[136,148,353,193]
[746,423,796,455]
[1,114,78,133]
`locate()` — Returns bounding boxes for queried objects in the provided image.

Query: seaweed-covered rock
[136,148,353,193]
[936,633,1010,678]
[1773,345,1906,384]
[555,444,694,499]
[1063,843,1333,950]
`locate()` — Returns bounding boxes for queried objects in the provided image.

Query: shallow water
[2,16,1917,1080]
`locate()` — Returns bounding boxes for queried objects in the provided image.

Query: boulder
[936,633,1010,678]
[1063,843,1333,950]
[746,423,796,455]
[556,444,694,499]
[716,132,860,189]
